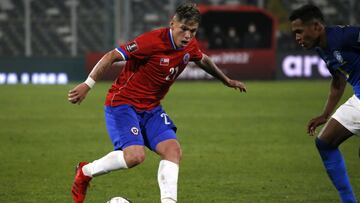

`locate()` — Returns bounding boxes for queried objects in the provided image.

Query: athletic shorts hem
[116,141,145,151]
[331,114,358,135]
[150,129,177,151]
[330,95,360,136]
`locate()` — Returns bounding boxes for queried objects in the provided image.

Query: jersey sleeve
[189,39,203,61]
[341,26,360,49]
[315,46,338,75]
[116,33,154,61]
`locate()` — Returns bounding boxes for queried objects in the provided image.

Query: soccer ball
[106,197,131,203]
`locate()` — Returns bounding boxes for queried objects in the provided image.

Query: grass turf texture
[0,81,358,202]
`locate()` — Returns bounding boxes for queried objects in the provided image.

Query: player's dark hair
[289,4,325,24]
[174,2,201,24]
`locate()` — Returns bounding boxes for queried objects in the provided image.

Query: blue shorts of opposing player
[105,104,177,151]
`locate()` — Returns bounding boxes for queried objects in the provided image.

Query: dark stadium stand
[0,0,358,57]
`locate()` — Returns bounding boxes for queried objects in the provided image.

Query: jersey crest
[183,53,190,65]
[333,50,345,64]
[130,127,139,135]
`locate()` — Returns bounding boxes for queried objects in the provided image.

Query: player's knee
[126,153,145,167]
[163,145,182,163]
[124,149,146,168]
[315,137,336,150]
[132,153,146,166]
[171,145,182,161]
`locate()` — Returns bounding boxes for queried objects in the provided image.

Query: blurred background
[0,0,359,83]
[1,1,359,202]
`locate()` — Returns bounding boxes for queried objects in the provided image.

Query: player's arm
[68,49,124,104]
[307,71,347,135]
[194,54,246,92]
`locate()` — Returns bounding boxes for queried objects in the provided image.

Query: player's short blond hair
[174,2,201,24]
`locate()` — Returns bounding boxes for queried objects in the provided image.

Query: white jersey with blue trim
[315,26,360,98]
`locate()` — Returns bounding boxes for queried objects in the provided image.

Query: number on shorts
[161,113,170,125]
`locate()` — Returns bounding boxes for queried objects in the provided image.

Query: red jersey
[105,28,203,111]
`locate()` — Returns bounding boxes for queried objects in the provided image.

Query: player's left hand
[225,79,247,92]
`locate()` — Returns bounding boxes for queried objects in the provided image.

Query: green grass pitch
[0,81,358,202]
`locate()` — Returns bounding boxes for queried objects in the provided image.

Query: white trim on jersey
[169,29,177,50]
[115,47,128,60]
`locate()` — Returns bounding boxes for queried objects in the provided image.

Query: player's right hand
[68,83,91,105]
[307,115,327,136]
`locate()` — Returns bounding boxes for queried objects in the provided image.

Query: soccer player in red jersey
[68,3,246,203]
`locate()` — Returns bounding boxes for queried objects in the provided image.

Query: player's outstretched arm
[307,72,346,135]
[68,49,124,104]
[195,54,247,92]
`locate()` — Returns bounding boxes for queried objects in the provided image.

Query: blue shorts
[105,104,177,151]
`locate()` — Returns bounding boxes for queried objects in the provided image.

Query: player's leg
[144,106,180,203]
[71,105,145,203]
[72,147,144,203]
[156,138,181,203]
[156,138,182,164]
[84,104,147,175]
[315,118,356,203]
[82,145,145,177]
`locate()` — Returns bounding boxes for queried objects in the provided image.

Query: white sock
[82,150,128,177]
[161,198,176,203]
[158,160,179,202]
[161,198,177,203]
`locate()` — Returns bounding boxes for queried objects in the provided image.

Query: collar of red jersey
[169,29,184,51]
